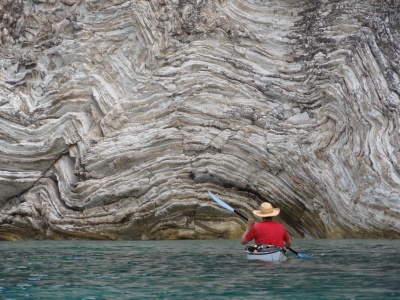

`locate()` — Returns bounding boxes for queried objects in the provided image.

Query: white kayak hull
[246,250,287,262]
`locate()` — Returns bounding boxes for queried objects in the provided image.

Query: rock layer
[0,0,399,240]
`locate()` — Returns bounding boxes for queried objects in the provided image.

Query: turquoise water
[0,239,399,299]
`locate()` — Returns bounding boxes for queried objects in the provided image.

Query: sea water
[0,239,399,300]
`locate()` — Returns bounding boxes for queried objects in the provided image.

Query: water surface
[0,239,399,299]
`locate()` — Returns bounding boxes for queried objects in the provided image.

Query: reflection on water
[0,239,399,299]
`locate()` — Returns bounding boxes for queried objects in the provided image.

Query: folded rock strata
[0,0,399,240]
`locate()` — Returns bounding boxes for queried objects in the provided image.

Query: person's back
[243,218,289,247]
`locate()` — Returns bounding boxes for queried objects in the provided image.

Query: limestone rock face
[0,0,399,240]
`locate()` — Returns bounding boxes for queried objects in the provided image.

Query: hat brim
[253,208,280,217]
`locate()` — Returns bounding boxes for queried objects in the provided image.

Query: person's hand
[247,218,255,229]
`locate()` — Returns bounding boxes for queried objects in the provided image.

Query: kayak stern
[245,245,287,262]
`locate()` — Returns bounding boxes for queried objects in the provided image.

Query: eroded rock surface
[0,0,399,240]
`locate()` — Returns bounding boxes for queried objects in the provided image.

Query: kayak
[246,244,287,262]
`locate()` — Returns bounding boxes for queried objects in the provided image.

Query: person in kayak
[241,202,292,248]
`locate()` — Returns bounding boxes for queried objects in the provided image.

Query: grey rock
[0,0,399,240]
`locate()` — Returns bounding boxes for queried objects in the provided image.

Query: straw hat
[253,202,280,217]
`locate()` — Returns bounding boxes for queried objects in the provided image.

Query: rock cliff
[0,0,399,240]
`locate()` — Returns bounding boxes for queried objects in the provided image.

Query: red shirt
[245,220,290,248]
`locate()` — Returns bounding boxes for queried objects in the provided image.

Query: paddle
[208,190,312,258]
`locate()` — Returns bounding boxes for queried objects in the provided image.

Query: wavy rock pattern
[0,0,399,240]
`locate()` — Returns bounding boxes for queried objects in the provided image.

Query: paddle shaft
[233,209,248,222]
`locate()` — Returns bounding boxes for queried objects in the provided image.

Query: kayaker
[241,202,292,248]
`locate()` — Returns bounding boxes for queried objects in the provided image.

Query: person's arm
[285,236,292,247]
[241,218,255,245]
[283,231,292,247]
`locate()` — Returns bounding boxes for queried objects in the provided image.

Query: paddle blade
[297,253,314,259]
[287,247,313,259]
[208,191,234,212]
